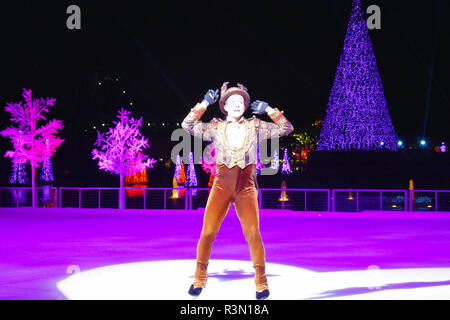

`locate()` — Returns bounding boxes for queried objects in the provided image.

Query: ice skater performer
[182,82,294,299]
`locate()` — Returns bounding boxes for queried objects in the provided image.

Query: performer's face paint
[224,95,245,120]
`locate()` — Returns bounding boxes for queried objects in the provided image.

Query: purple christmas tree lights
[317,0,398,151]
[9,162,28,184]
[281,148,292,174]
[186,152,198,187]
[174,154,181,182]
[92,108,156,209]
[270,150,279,171]
[39,156,54,182]
[39,140,54,182]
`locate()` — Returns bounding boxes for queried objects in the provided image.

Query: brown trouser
[193,164,268,291]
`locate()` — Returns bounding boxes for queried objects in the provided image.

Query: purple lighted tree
[92,108,155,209]
[174,154,181,181]
[317,0,398,151]
[270,150,279,171]
[9,162,28,185]
[1,89,64,207]
[281,148,292,174]
[186,152,198,187]
[39,140,54,182]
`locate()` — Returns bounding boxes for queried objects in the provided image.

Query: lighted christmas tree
[186,152,198,187]
[8,130,29,184]
[92,108,156,209]
[174,154,181,181]
[270,150,279,171]
[9,162,28,184]
[281,148,292,174]
[177,161,186,197]
[1,89,64,207]
[317,0,398,151]
[178,162,186,185]
[39,156,54,182]
[172,154,182,198]
[39,140,54,182]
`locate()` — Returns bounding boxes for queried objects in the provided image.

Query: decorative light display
[0,89,64,208]
[178,162,186,197]
[419,140,427,148]
[92,108,156,209]
[172,154,182,198]
[174,155,181,181]
[9,162,28,184]
[39,156,54,182]
[178,162,186,185]
[186,152,198,187]
[440,142,447,153]
[278,180,289,202]
[270,150,279,171]
[317,0,398,151]
[39,139,54,182]
[281,148,292,174]
[124,168,148,185]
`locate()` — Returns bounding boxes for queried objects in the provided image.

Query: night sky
[0,0,449,186]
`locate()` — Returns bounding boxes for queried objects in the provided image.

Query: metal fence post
[258,189,262,209]
[98,189,101,209]
[435,191,438,212]
[409,190,413,212]
[79,189,81,209]
[404,191,407,212]
[304,190,307,212]
[327,189,331,212]
[332,189,335,212]
[379,191,382,211]
[163,189,166,210]
[144,189,146,210]
[356,191,359,212]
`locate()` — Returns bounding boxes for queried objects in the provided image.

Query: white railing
[332,189,408,212]
[1,187,449,213]
[0,186,58,208]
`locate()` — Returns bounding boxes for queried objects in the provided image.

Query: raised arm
[250,100,294,140]
[181,89,219,141]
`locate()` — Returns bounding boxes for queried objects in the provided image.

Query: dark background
[0,0,448,188]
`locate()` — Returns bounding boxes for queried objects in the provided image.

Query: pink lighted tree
[92,108,156,209]
[0,89,64,208]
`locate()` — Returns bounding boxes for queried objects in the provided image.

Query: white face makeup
[224,94,245,120]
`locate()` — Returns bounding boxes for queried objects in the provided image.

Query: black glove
[250,100,270,115]
[203,89,219,105]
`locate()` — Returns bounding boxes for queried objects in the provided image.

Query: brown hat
[219,82,250,115]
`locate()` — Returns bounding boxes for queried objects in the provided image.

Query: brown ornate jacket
[182,103,294,169]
